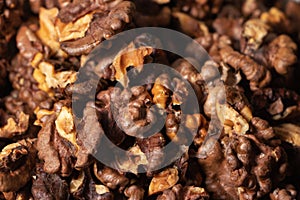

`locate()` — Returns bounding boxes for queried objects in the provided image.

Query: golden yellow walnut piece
[113,43,153,86]
[148,167,179,195]
[95,185,110,195]
[172,12,209,38]
[260,7,287,28]
[242,19,270,51]
[152,81,171,109]
[33,61,77,93]
[55,106,77,148]
[0,112,29,138]
[56,13,93,42]
[116,145,148,174]
[216,102,249,135]
[273,123,300,146]
[37,7,67,57]
[0,139,36,192]
[34,107,55,126]
[70,171,85,194]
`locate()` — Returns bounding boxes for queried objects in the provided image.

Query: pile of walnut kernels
[0,0,300,199]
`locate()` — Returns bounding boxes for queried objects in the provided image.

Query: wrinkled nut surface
[242,19,270,52]
[56,13,93,42]
[1,0,300,199]
[0,112,29,138]
[148,167,179,195]
[33,61,77,93]
[216,102,249,135]
[113,43,153,86]
[0,139,36,192]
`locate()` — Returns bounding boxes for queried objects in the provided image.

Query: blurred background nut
[0,139,36,192]
[270,184,297,200]
[124,185,144,200]
[172,12,209,38]
[134,0,171,27]
[0,111,29,138]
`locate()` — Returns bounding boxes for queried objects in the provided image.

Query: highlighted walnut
[37,7,66,57]
[55,106,77,148]
[149,167,179,195]
[0,139,36,192]
[260,7,289,30]
[0,111,29,138]
[113,43,153,86]
[33,61,77,93]
[152,74,171,109]
[56,12,93,42]
[242,19,270,54]
[216,102,249,135]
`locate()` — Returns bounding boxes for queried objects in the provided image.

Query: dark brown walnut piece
[16,25,45,63]
[198,131,287,200]
[8,55,53,113]
[251,88,300,121]
[36,102,77,176]
[8,24,54,115]
[176,0,223,20]
[171,58,205,104]
[70,168,114,200]
[0,59,8,97]
[265,34,297,75]
[31,164,70,200]
[75,101,104,169]
[94,163,129,191]
[157,184,209,200]
[0,139,36,192]
[270,184,297,200]
[105,86,157,138]
[57,0,99,23]
[0,0,27,58]
[137,132,165,173]
[60,1,135,56]
[180,186,210,200]
[2,183,33,200]
[124,185,144,200]
[134,0,171,27]
[29,0,71,14]
[220,45,271,91]
[213,5,243,41]
[96,88,126,145]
